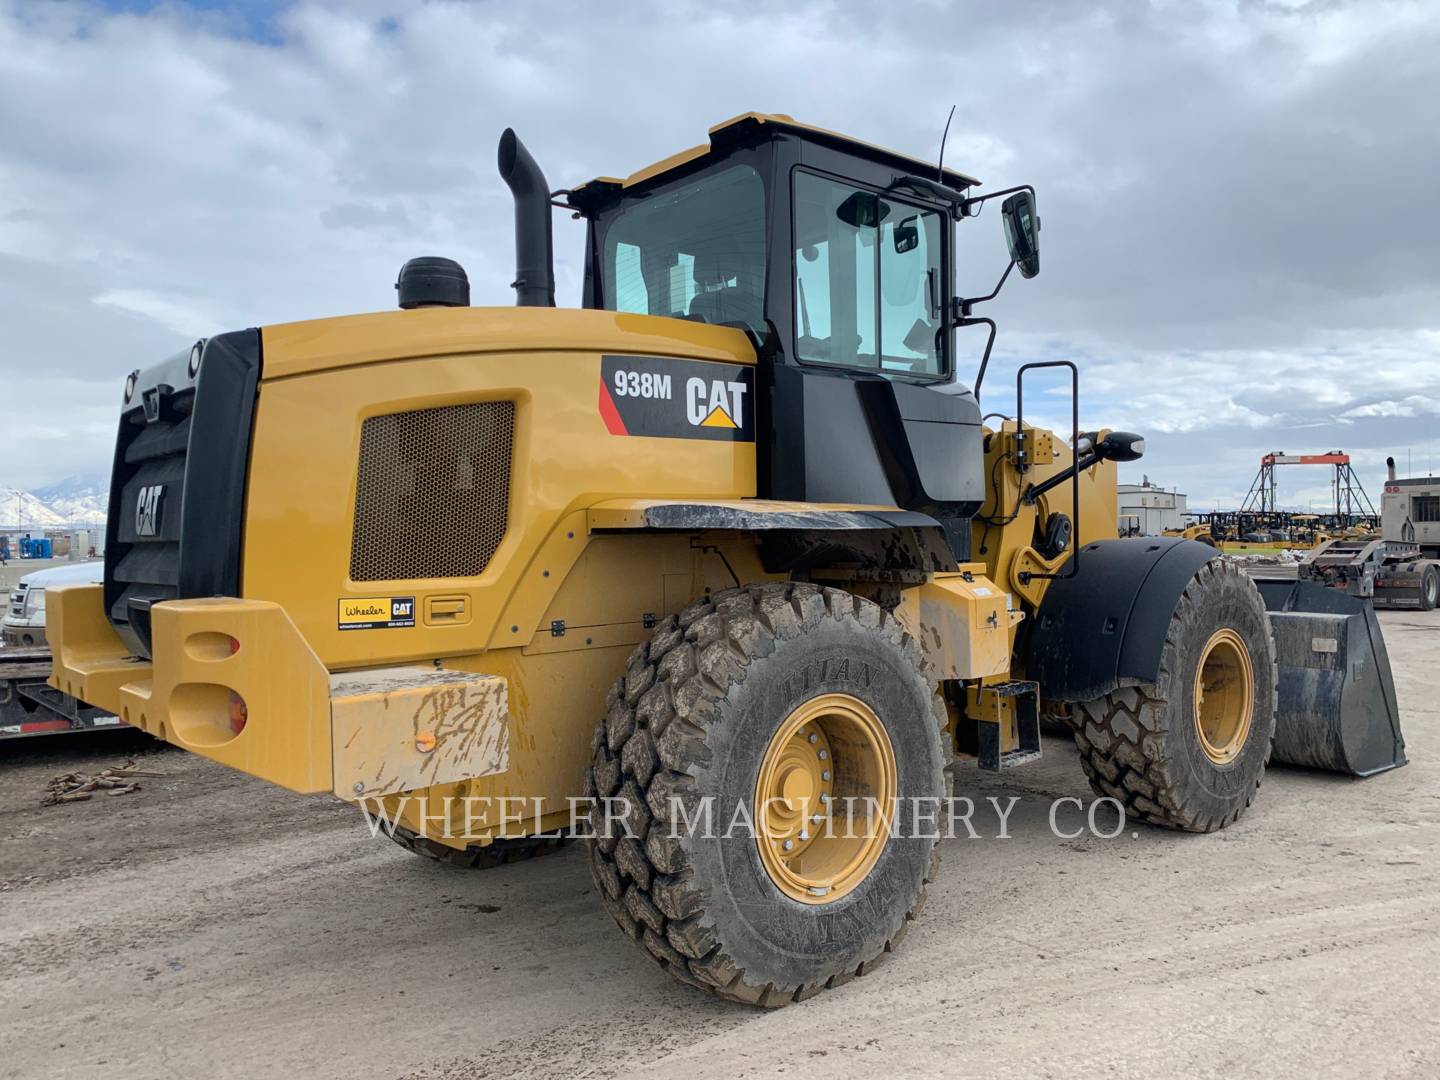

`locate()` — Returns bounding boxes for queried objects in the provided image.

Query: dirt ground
[2,610,1437,1079]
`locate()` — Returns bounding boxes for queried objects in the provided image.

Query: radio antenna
[936,104,957,183]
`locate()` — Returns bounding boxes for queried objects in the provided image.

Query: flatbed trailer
[0,647,122,740]
[1299,537,1440,610]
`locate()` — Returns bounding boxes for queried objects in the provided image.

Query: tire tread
[1071,559,1278,833]
[586,582,944,1006]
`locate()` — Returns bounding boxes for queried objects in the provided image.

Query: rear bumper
[47,584,509,798]
[2,622,46,648]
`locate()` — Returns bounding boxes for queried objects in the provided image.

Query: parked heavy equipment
[1,647,120,739]
[2,562,121,739]
[48,114,1407,1006]
[1162,523,1218,547]
[1282,458,1440,611]
[1296,537,1439,610]
[1382,456,1440,558]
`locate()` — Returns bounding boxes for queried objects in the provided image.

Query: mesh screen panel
[350,401,515,582]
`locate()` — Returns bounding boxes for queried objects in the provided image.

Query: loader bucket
[1253,579,1407,777]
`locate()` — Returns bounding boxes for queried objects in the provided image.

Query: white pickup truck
[4,561,104,648]
[2,561,122,739]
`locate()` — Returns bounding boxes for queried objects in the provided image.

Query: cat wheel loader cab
[48,111,1406,1007]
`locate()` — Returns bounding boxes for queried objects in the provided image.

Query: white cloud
[93,289,219,338]
[0,0,1438,502]
[1341,395,1440,420]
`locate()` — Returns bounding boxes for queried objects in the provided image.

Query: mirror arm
[956,258,1016,318]
[957,314,997,401]
[959,183,1036,218]
[947,182,1039,403]
[887,173,970,208]
[954,258,1017,401]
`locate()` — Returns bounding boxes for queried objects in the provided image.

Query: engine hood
[260,306,754,382]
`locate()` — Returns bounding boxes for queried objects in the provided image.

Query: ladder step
[974,680,1041,771]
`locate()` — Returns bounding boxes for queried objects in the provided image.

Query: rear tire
[1419,565,1439,612]
[586,582,948,1006]
[388,825,567,868]
[1072,558,1277,833]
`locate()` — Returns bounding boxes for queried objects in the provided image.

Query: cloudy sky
[1,0,1437,509]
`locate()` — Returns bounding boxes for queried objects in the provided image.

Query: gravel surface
[2,610,1437,1079]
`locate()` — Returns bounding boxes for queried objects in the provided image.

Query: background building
[1118,477,1188,536]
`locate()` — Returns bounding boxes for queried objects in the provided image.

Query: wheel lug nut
[808,733,818,744]
[799,830,809,841]
[782,839,794,851]
[821,770,831,781]
[811,814,823,824]
[817,749,828,760]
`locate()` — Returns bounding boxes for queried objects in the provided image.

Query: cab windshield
[599,164,767,336]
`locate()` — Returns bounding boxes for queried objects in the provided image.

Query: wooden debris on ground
[42,760,165,806]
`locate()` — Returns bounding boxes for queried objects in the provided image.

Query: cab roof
[571,112,981,204]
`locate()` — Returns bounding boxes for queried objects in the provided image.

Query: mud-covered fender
[585,499,959,574]
[1021,537,1220,702]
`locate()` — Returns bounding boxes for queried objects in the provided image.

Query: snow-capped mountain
[0,487,70,528]
[1,474,109,529]
[30,474,110,522]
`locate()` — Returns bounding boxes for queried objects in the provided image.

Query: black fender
[1021,537,1220,702]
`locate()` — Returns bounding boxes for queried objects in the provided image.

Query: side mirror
[894,216,919,254]
[1001,191,1040,279]
[836,190,888,229]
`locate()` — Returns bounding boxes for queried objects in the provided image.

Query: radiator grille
[350,401,515,582]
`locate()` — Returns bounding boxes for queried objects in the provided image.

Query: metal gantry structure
[1239,450,1378,525]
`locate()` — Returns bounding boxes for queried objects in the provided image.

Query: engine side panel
[245,311,758,669]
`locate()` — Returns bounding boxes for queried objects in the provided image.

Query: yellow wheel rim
[754,693,896,905]
[1193,628,1255,765]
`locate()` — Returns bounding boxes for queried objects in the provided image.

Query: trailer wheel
[1072,559,1277,833]
[1420,565,1439,612]
[387,825,567,868]
[586,582,948,1006]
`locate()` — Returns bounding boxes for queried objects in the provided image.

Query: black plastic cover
[767,365,983,561]
[104,329,261,656]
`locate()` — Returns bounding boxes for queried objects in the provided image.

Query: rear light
[226,636,247,734]
[227,691,248,734]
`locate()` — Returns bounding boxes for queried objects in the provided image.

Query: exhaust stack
[1387,456,1398,481]
[498,128,556,308]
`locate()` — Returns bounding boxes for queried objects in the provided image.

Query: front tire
[586,583,948,1006]
[1073,558,1277,833]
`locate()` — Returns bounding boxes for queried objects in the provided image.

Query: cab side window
[793,172,945,377]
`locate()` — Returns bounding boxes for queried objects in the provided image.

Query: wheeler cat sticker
[339,596,416,630]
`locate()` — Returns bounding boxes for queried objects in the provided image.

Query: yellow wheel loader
[49,113,1406,1006]
[1162,523,1218,547]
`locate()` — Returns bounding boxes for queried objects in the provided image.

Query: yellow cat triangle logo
[700,405,738,429]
